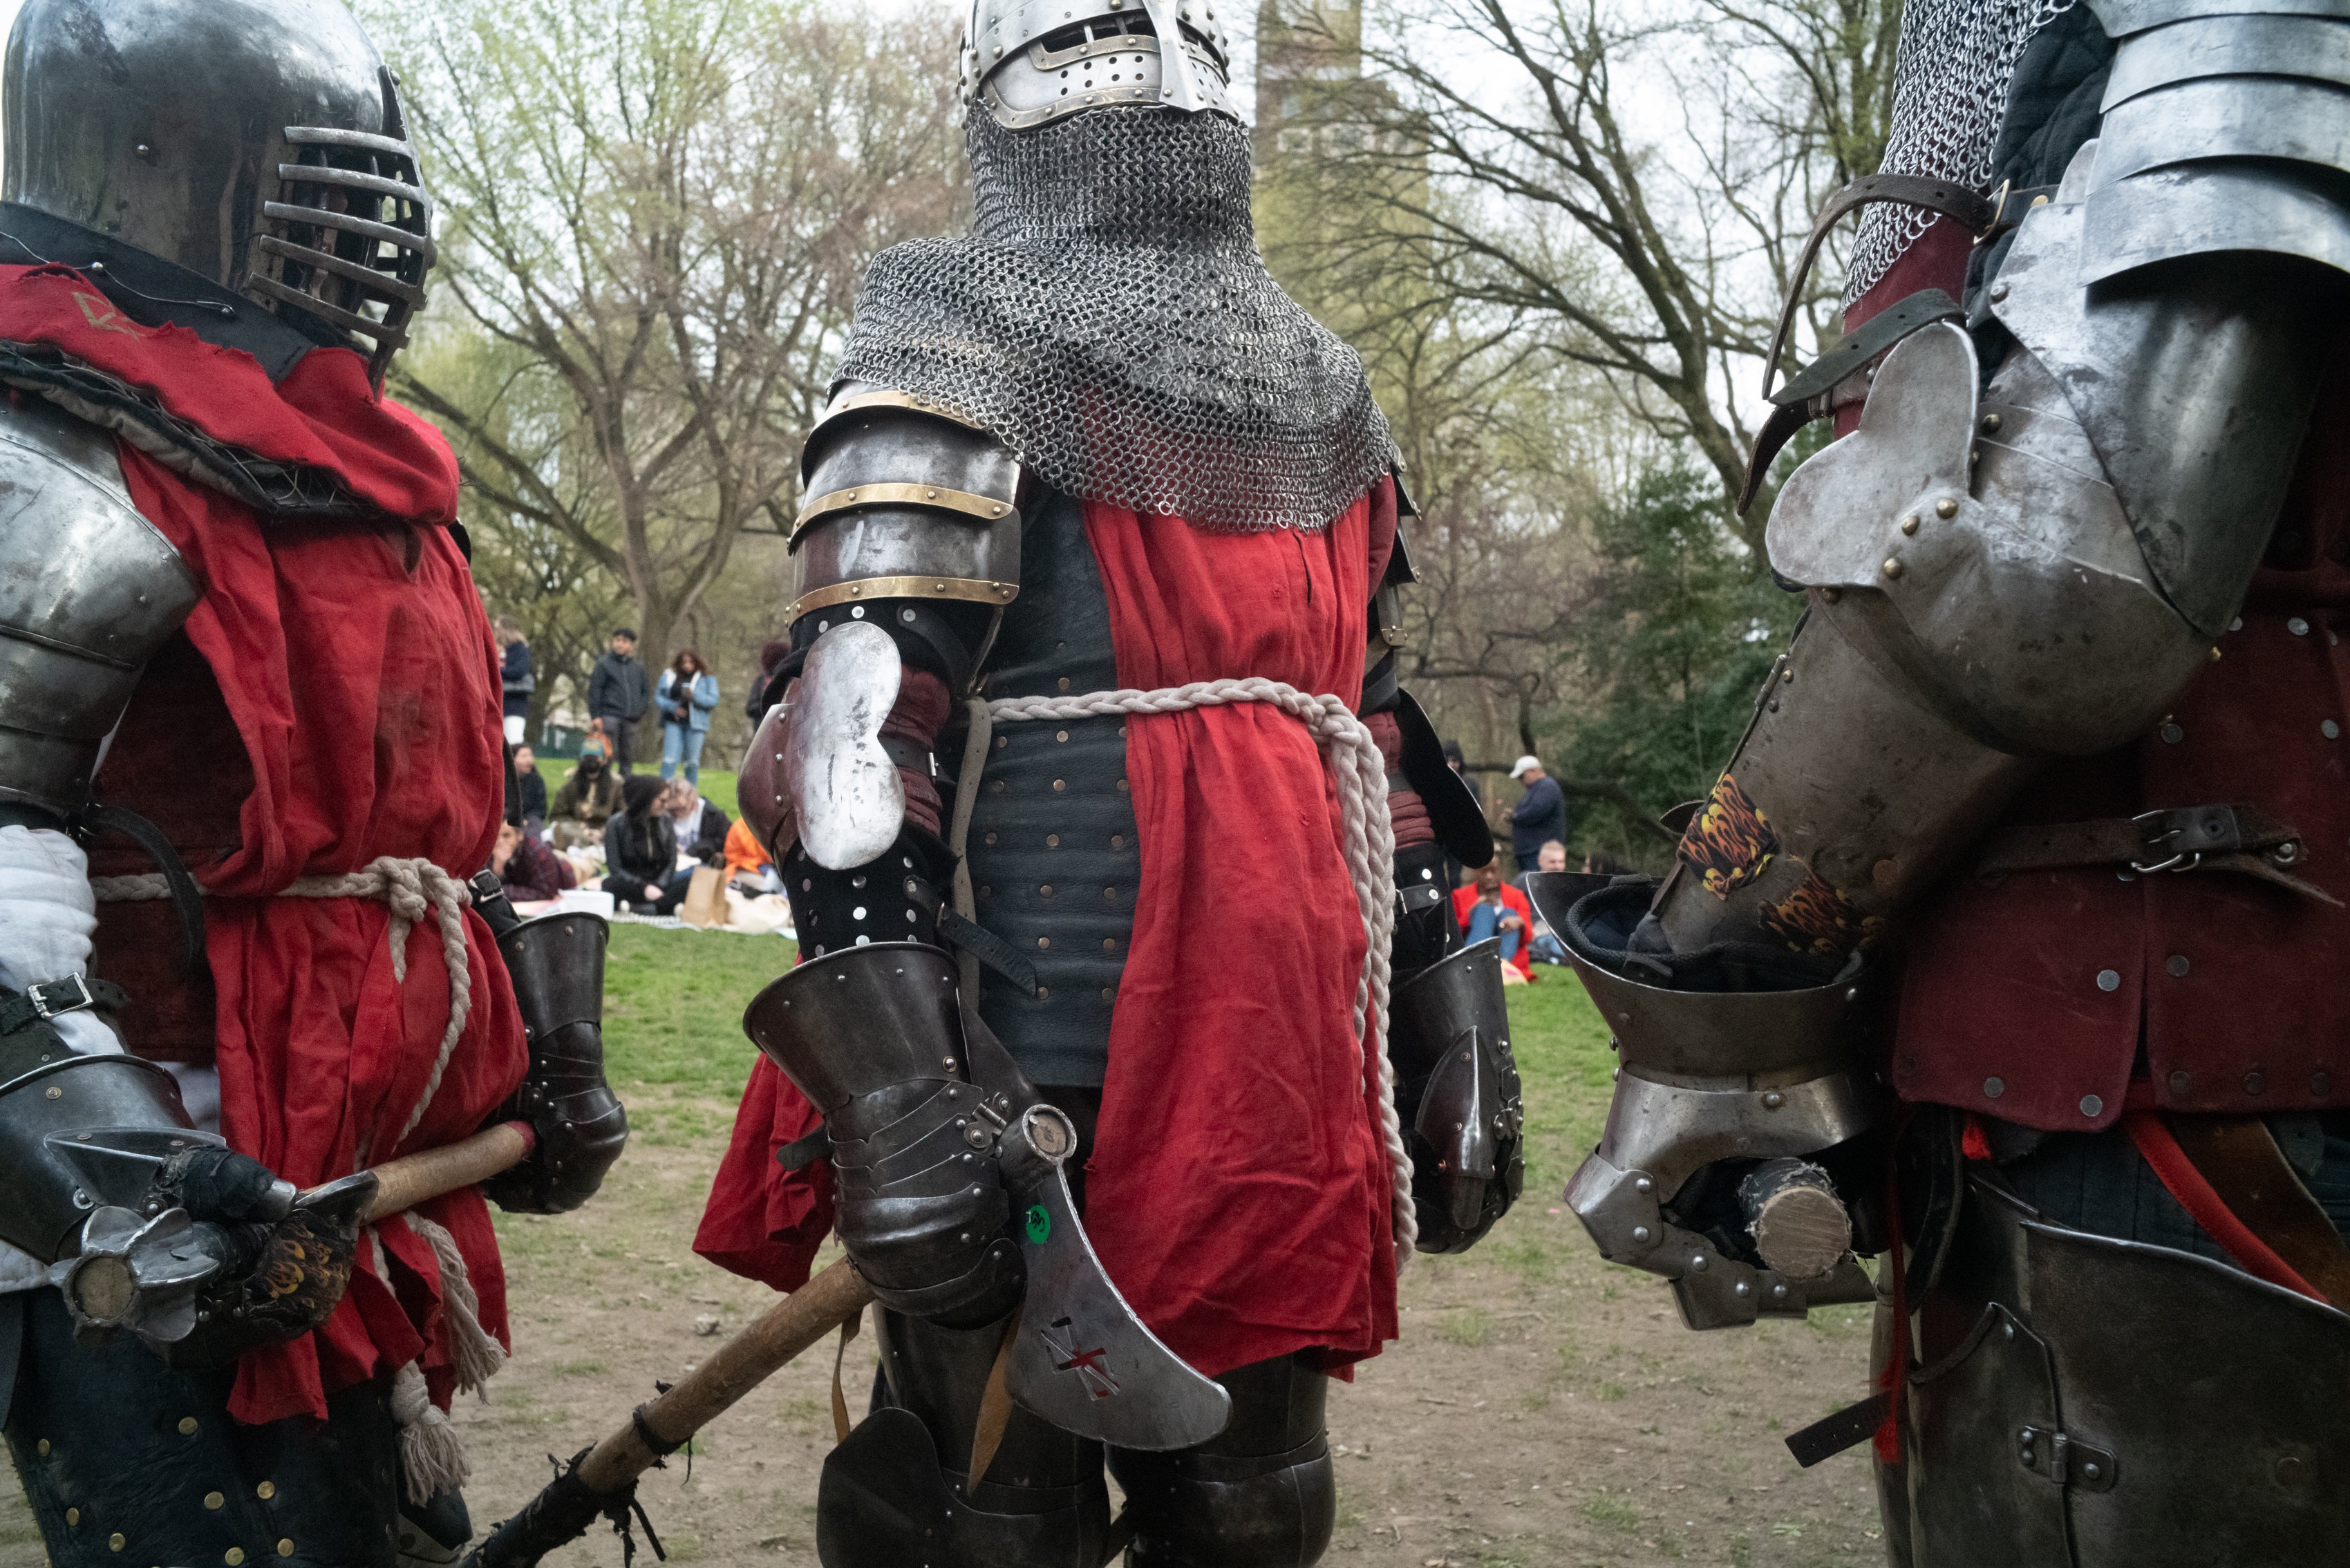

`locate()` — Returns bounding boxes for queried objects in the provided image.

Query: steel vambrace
[744,941,1025,1327]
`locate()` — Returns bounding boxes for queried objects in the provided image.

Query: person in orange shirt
[723,815,779,894]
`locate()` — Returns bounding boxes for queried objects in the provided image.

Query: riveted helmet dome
[963,0,1240,129]
[2,0,435,386]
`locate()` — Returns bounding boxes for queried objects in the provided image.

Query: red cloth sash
[0,263,525,1426]
[698,482,1402,1377]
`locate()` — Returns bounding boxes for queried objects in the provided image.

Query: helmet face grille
[247,73,435,387]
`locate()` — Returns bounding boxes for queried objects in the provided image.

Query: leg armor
[3,1288,406,1568]
[1109,1354,1335,1568]
[1888,1176,2350,1566]
[818,1308,1111,1568]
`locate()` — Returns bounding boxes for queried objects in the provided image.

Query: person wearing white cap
[1507,755,1567,870]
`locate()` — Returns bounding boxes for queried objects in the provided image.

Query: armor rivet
[855,935,870,945]
[1980,413,2001,433]
[256,1482,276,1500]
[1055,730,1069,742]
[1689,1254,1708,1272]
[2232,616,2244,632]
[1983,1077,2004,1099]
[2166,954,2190,978]
[2081,1462,2101,1481]
[109,1534,125,1552]
[205,1493,225,1511]
[943,1058,957,1070]
[2277,1455,2309,1486]
[2161,722,2184,744]
[1771,1283,1787,1300]
[2002,1323,2015,1341]
[1821,587,1841,603]
[1761,1091,1785,1109]
[1040,885,1053,896]
[226,1551,244,1566]
[36,1439,48,1455]
[852,907,867,921]
[2078,1095,2103,1118]
[1037,986,1050,998]
[1881,557,1903,579]
[2326,721,2342,740]
[1899,514,1919,536]
[1058,678,1071,691]
[1633,1176,1652,1194]
[1989,281,2010,303]
[2290,617,2311,636]
[44,1086,59,1099]
[2245,1071,2267,1095]
[1630,1225,1651,1243]
[278,1542,294,1558]
[1934,497,1957,520]
[2096,969,2120,992]
[1038,937,1051,949]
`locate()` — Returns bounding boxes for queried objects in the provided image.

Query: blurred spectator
[549,751,623,849]
[667,780,731,865]
[587,627,650,774]
[724,817,779,894]
[1452,862,1535,980]
[1516,839,1570,965]
[746,637,791,723]
[491,819,573,904]
[1507,755,1567,871]
[1582,850,1628,877]
[657,649,721,785]
[495,615,534,746]
[509,742,549,826]
[604,775,688,914]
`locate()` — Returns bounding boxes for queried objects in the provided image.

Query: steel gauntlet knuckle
[488,911,628,1215]
[1389,938,1523,1254]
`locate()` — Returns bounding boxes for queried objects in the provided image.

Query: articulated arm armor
[469,874,628,1213]
[1363,502,1525,1253]
[0,394,370,1359]
[737,386,1033,1323]
[1562,0,2350,1323]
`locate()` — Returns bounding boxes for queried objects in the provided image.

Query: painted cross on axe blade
[1040,1315,1120,1400]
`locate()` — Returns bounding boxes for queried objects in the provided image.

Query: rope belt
[984,677,1418,1263]
[90,856,476,1146]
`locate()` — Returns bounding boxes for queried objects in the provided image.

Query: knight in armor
[1539,0,2350,1560]
[0,3,626,1565]
[689,2,1521,1562]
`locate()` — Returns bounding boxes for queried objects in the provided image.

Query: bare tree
[1286,0,1899,543]
[371,0,964,733]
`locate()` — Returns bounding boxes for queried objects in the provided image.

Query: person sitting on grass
[1516,838,1572,965]
[1451,860,1536,981]
[511,742,549,826]
[549,750,623,849]
[491,818,573,905]
[604,775,690,914]
[667,780,731,866]
[723,815,780,894]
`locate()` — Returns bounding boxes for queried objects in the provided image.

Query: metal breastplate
[965,491,1138,1088]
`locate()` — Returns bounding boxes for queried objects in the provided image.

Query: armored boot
[1109,1354,1335,1568]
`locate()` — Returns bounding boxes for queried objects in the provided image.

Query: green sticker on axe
[1024,1204,1051,1244]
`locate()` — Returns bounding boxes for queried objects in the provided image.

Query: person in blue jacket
[656,648,720,785]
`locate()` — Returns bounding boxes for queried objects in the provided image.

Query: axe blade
[1004,1164,1231,1451]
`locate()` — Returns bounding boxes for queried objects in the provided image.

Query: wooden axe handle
[361,1121,537,1222]
[576,1256,876,1493]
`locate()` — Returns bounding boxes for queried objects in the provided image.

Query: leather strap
[0,975,129,1036]
[1973,802,2338,904]
[2165,1116,2350,1312]
[1760,175,1998,407]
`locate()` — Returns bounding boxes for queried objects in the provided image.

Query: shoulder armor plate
[788,388,1024,627]
[2081,0,2350,281]
[0,396,200,815]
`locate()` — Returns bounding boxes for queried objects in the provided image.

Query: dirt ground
[1,959,1886,1568]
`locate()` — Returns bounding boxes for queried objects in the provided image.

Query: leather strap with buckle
[0,974,129,1037]
[1974,803,2340,905]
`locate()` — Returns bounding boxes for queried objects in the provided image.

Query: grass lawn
[538,756,740,819]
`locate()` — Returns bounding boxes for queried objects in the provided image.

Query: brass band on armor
[786,386,1026,633]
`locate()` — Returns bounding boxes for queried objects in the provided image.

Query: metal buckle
[29,974,94,1020]
[2130,806,2243,875]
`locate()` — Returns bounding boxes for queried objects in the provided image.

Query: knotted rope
[93,856,475,1146]
[988,677,1417,1261]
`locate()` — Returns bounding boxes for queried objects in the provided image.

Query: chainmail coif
[836,105,1395,533]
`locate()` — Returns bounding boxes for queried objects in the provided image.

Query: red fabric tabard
[119,453,527,1426]
[0,264,458,522]
[697,482,1402,1379]
[0,256,538,1430]
[1077,486,1395,1377]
